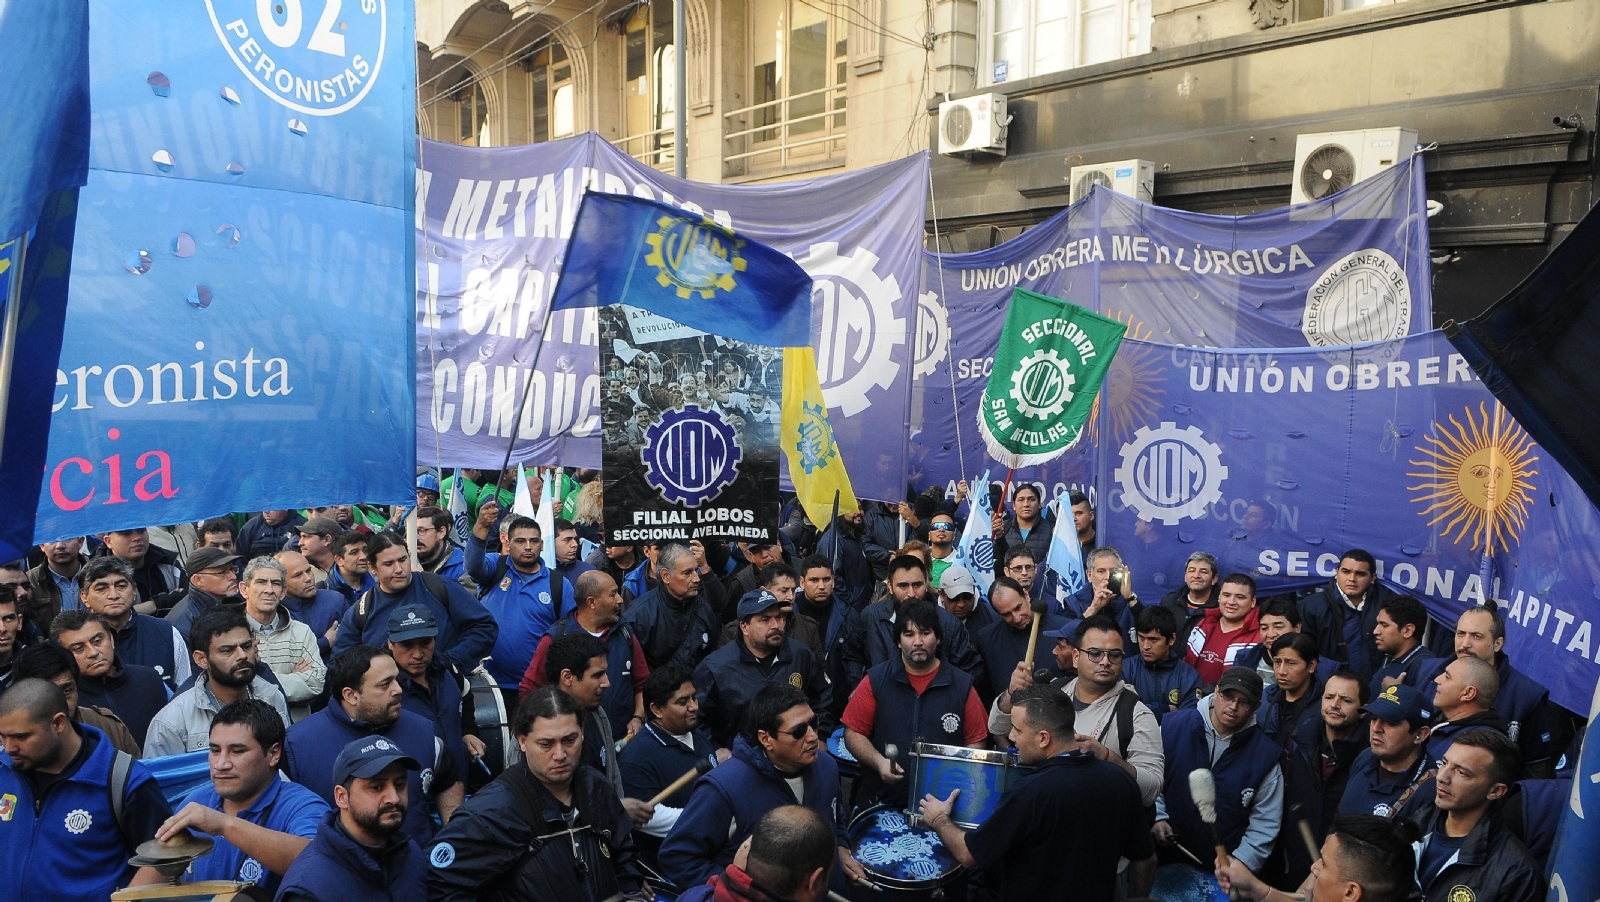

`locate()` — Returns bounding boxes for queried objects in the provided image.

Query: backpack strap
[354,588,373,633]
[479,556,512,599]
[417,570,452,607]
[108,749,133,842]
[1114,689,1138,761]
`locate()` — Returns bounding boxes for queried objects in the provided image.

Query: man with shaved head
[521,570,649,736]
[0,679,173,901]
[678,805,838,902]
[274,550,345,660]
[1429,655,1510,768]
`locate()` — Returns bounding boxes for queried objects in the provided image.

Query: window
[451,73,491,147]
[987,0,1151,84]
[618,1,676,167]
[527,43,574,143]
[729,0,847,171]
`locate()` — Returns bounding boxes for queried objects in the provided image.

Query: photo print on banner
[599,306,782,545]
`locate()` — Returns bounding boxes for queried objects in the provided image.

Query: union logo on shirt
[0,793,15,821]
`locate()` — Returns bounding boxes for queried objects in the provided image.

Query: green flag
[978,288,1128,468]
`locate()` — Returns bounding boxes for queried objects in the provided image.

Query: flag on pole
[1545,675,1600,902]
[523,466,558,569]
[447,473,471,546]
[1045,489,1087,605]
[955,470,996,596]
[783,346,859,528]
[977,288,1128,469]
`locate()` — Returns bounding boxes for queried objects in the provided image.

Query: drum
[906,742,1016,829]
[638,859,682,902]
[828,726,860,779]
[1151,864,1230,902]
[468,667,518,790]
[846,805,963,902]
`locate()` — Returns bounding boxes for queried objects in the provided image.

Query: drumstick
[1022,598,1050,672]
[1297,819,1321,863]
[884,743,900,775]
[645,759,714,807]
[1171,841,1206,867]
[1189,769,1238,900]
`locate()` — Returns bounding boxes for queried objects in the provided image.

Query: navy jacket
[331,572,498,674]
[284,702,457,842]
[425,762,642,902]
[1339,746,1436,822]
[840,597,984,691]
[658,735,846,890]
[166,585,239,651]
[282,588,345,659]
[77,658,169,746]
[1416,803,1545,902]
[1429,708,1510,767]
[621,586,720,672]
[1256,679,1324,752]
[1121,653,1202,722]
[1160,705,1280,866]
[1280,712,1366,885]
[1296,581,1390,682]
[814,524,876,611]
[238,512,305,559]
[973,612,1066,700]
[619,722,719,810]
[275,812,426,902]
[1368,644,1442,698]
[857,658,976,806]
[1492,654,1555,771]
[398,655,474,777]
[694,636,828,749]
[115,611,186,690]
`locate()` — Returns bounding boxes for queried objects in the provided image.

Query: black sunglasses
[779,717,820,741]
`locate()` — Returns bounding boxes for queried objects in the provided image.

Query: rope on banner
[926,165,968,484]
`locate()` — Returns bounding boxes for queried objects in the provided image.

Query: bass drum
[468,667,519,792]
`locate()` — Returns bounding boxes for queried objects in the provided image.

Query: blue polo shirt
[466,535,573,688]
[181,772,328,896]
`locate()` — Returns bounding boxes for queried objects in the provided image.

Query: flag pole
[497,300,559,480]
[0,233,29,468]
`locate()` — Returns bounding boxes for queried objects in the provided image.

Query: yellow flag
[781,346,859,526]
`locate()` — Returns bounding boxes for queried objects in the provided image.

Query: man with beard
[1274,669,1369,888]
[131,699,328,895]
[622,542,721,672]
[144,609,290,756]
[0,680,172,902]
[286,645,462,841]
[427,686,645,902]
[1341,682,1438,823]
[621,664,722,865]
[414,506,466,582]
[843,601,987,807]
[839,555,983,690]
[815,509,876,611]
[165,545,243,650]
[77,556,191,690]
[275,550,345,660]
[695,590,828,751]
[50,610,169,746]
[277,736,429,902]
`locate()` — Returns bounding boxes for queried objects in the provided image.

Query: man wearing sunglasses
[659,684,864,893]
[927,517,960,588]
[989,615,1164,807]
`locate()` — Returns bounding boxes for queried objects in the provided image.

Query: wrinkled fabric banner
[913,155,1431,502]
[415,135,927,503]
[36,0,417,541]
[1095,330,1600,714]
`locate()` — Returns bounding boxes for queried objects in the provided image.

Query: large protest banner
[914,155,1431,501]
[416,135,926,503]
[1096,329,1600,713]
[34,0,417,541]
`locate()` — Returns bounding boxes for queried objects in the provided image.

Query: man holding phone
[1059,547,1137,633]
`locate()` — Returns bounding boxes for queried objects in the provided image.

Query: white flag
[955,469,996,596]
[1045,489,1087,605]
[447,473,470,545]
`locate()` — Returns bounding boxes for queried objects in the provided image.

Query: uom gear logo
[913,291,950,379]
[1009,349,1075,419]
[64,808,93,834]
[642,404,742,506]
[1114,422,1228,526]
[643,216,746,299]
[205,0,388,116]
[795,401,839,475]
[798,243,906,417]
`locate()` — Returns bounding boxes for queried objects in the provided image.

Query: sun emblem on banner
[1406,401,1538,554]
[643,215,747,299]
[1085,313,1162,447]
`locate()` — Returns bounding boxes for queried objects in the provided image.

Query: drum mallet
[1188,769,1239,899]
[1022,597,1051,675]
[883,743,901,777]
[646,758,714,807]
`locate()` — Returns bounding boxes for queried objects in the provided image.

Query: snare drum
[906,742,1016,829]
[828,727,860,779]
[468,668,518,789]
[846,805,963,902]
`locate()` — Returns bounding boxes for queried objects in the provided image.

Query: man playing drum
[841,601,988,808]
[919,686,1157,902]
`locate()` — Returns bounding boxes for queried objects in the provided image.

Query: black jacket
[426,762,642,902]
[76,657,169,746]
[1416,804,1545,902]
[1296,580,1391,682]
[1158,585,1217,651]
[620,586,720,672]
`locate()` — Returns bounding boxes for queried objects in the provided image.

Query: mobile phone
[1107,569,1125,595]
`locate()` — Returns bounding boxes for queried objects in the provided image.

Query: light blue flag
[956,469,995,596]
[1046,489,1087,604]
[447,474,471,547]
[549,192,813,347]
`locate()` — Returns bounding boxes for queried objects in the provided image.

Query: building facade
[418,0,1600,322]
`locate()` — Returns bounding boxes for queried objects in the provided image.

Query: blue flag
[1546,677,1600,902]
[956,469,996,595]
[549,192,813,347]
[0,0,88,561]
[1045,489,1087,603]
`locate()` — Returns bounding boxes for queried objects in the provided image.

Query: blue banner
[415,136,927,504]
[1095,330,1600,714]
[1545,678,1600,902]
[34,0,417,541]
[912,156,1431,502]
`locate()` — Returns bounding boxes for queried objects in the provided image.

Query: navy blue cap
[736,589,786,620]
[1361,683,1433,728]
[1040,626,1075,642]
[387,604,438,642]
[332,736,421,785]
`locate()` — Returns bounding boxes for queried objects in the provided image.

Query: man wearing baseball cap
[936,564,996,637]
[387,604,481,780]
[693,589,828,751]
[277,736,428,902]
[1340,682,1436,823]
[1155,666,1283,872]
[294,518,343,585]
[166,545,242,644]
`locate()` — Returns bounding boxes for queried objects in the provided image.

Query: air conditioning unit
[938,94,1008,157]
[1291,127,1417,204]
[1068,160,1156,205]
